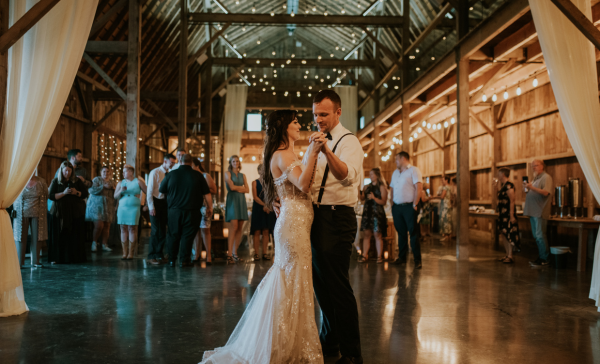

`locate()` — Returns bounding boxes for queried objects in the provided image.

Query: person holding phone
[47,161,89,264]
[523,159,554,267]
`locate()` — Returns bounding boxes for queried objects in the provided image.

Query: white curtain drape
[529,0,600,311]
[223,84,248,171]
[0,0,98,317]
[335,85,358,133]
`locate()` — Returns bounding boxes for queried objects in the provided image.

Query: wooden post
[126,0,141,171]
[455,0,470,260]
[373,123,380,167]
[178,0,188,149]
[401,0,410,91]
[203,58,213,173]
[401,98,410,153]
[83,81,95,177]
[0,0,8,137]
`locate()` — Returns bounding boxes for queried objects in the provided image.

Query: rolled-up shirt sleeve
[147,170,157,210]
[337,136,364,187]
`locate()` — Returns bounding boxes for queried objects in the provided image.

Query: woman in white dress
[200,110,327,364]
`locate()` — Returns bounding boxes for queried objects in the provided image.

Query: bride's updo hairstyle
[260,109,298,209]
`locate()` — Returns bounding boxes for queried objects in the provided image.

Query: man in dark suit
[159,154,213,267]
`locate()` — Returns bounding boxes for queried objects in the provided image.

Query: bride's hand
[272,198,281,218]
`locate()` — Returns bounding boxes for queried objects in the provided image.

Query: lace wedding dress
[200,161,323,364]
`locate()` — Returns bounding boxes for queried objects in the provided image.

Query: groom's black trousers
[311,204,362,358]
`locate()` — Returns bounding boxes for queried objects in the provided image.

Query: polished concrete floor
[1,235,599,364]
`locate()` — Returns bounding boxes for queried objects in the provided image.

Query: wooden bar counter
[469,211,599,272]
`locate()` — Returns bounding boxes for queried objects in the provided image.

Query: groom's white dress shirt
[302,123,364,207]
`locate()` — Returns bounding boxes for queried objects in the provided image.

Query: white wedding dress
[200,161,324,364]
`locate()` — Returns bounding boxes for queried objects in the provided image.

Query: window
[247,113,262,131]
[364,177,371,186]
[360,116,365,129]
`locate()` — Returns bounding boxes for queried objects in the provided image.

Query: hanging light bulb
[444,121,449,128]
[324,8,328,16]
[422,121,427,127]
[503,89,509,100]
[291,10,295,17]
[413,132,418,138]
[427,123,431,129]
[341,7,345,14]
[257,38,261,45]
[516,85,522,96]
[482,94,487,102]
[251,3,256,12]
[312,5,317,12]
[409,137,413,142]
[390,144,395,150]
[451,117,455,124]
[533,77,538,87]
[417,127,422,133]
[283,4,286,9]
[437,124,442,130]
[492,94,497,102]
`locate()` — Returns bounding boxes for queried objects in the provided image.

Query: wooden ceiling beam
[212,57,375,68]
[188,13,404,27]
[85,41,128,54]
[89,0,127,37]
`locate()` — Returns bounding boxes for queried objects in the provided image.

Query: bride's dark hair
[260,109,298,209]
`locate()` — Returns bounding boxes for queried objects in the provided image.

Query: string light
[482,94,487,102]
[503,89,509,100]
[451,118,455,124]
[251,3,256,12]
[422,121,426,127]
[516,85,522,96]
[533,77,539,87]
[492,94,497,102]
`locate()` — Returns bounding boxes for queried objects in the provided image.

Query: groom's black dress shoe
[335,356,363,364]
[391,258,406,265]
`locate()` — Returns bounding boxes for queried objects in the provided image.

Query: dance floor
[1,235,598,364]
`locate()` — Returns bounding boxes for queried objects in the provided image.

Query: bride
[200,110,327,364]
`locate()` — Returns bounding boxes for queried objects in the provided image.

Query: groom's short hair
[313,90,341,110]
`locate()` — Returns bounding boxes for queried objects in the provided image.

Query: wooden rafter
[551,0,600,50]
[89,0,127,37]
[0,0,60,53]
[92,100,125,132]
[469,58,516,106]
[188,13,404,27]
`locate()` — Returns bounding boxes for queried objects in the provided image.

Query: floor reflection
[1,238,599,364]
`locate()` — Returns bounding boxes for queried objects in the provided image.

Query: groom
[307,90,364,364]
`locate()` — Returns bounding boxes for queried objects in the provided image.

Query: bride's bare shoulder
[271,150,296,178]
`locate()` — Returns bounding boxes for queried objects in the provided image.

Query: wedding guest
[250,164,276,262]
[430,176,453,241]
[170,148,187,171]
[159,154,213,267]
[192,158,217,264]
[146,153,176,265]
[86,166,117,253]
[225,155,249,264]
[524,159,553,267]
[418,182,432,239]
[496,168,521,264]
[48,149,92,213]
[48,161,89,264]
[13,173,48,268]
[358,168,388,264]
[114,164,148,260]
[390,151,423,268]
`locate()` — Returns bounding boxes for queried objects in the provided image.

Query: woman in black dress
[48,161,89,264]
[496,168,521,264]
[250,165,276,262]
[359,168,388,263]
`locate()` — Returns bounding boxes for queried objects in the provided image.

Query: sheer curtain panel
[0,0,98,317]
[222,84,248,197]
[529,0,600,311]
[335,85,358,133]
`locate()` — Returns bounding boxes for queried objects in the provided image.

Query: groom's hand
[273,198,281,218]
[308,132,325,143]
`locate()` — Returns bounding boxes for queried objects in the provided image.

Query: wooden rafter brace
[469,109,494,136]
[422,127,444,151]
[0,0,60,54]
[211,65,244,99]
[92,100,125,132]
[469,58,516,106]
[551,0,600,51]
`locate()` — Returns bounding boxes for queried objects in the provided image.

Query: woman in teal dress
[225,155,249,263]
[114,164,147,260]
